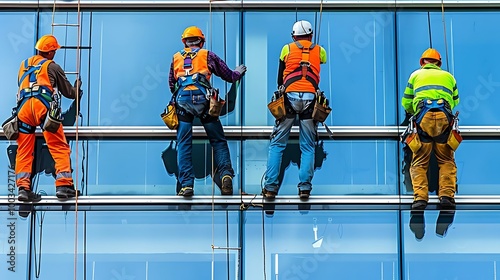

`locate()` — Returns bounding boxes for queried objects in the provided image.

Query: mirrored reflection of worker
[161,140,328,195]
[409,210,456,240]
[168,26,246,197]
[402,48,460,210]
[15,35,81,202]
[7,95,83,182]
[263,20,327,200]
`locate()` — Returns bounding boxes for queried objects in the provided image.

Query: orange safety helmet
[35,34,61,52]
[419,48,442,67]
[181,26,205,43]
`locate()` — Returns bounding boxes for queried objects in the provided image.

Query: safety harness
[282,41,320,91]
[174,49,212,95]
[17,59,53,133]
[414,99,454,143]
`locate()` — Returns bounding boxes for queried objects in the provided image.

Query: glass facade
[1,2,500,279]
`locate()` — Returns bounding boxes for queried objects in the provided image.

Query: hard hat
[35,35,61,52]
[291,20,313,36]
[181,26,205,43]
[420,48,442,67]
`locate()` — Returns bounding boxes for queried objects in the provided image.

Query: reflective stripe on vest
[282,40,321,93]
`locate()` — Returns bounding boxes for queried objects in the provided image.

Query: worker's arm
[47,62,79,99]
[169,60,176,93]
[402,73,416,114]
[207,51,243,83]
[319,46,327,64]
[277,45,289,87]
[451,75,460,109]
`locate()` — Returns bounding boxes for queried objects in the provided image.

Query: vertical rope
[315,0,323,45]
[427,11,433,48]
[441,0,450,70]
[74,0,82,279]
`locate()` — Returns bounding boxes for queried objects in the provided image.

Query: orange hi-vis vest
[282,40,321,93]
[173,48,212,91]
[18,55,54,93]
[17,55,53,108]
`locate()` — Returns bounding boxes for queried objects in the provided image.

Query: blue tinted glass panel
[403,210,500,280]
[397,12,500,125]
[400,140,500,195]
[86,211,239,279]
[0,11,37,122]
[244,210,399,279]
[27,211,85,280]
[243,11,396,126]
[89,12,240,126]
[85,140,240,195]
[244,139,398,195]
[0,141,17,196]
[0,211,30,280]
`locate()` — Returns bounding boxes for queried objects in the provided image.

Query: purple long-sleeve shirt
[169,49,242,93]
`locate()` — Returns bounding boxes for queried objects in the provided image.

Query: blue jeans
[264,92,318,193]
[175,89,234,188]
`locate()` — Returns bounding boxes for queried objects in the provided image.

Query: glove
[74,78,82,90]
[235,64,247,75]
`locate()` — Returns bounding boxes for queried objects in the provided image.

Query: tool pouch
[312,102,332,123]
[161,104,179,130]
[268,88,286,120]
[405,132,422,153]
[43,100,62,133]
[43,114,61,133]
[312,90,332,123]
[2,109,19,140]
[447,129,462,151]
[208,89,226,117]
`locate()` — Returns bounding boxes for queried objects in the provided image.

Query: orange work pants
[410,111,457,201]
[15,98,73,190]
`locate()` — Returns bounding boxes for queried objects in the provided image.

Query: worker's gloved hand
[400,112,413,126]
[235,64,247,76]
[74,78,82,90]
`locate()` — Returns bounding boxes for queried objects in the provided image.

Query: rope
[427,11,433,48]
[315,0,324,45]
[441,0,450,71]
[51,0,83,279]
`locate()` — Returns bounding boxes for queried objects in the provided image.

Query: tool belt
[312,90,331,123]
[2,108,19,140]
[447,111,462,151]
[268,86,286,120]
[208,88,226,117]
[161,103,179,130]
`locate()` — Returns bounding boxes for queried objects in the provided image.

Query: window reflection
[244,139,398,196]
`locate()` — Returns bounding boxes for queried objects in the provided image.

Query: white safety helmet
[291,20,313,36]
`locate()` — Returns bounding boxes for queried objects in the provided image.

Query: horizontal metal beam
[2,0,500,9]
[1,126,500,140]
[2,195,500,206]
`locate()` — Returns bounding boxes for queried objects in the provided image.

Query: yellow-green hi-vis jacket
[402,63,460,115]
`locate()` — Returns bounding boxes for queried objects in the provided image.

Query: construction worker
[169,26,246,197]
[16,34,81,202]
[402,48,460,210]
[263,20,327,200]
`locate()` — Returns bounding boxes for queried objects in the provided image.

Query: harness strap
[18,120,36,134]
[18,59,48,87]
[283,42,319,91]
